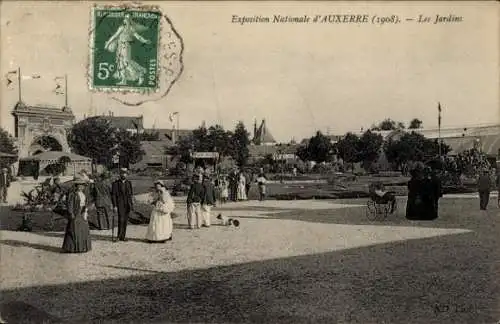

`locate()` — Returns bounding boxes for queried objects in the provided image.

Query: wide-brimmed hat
[153,179,166,187]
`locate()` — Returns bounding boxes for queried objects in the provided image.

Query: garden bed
[0,202,154,232]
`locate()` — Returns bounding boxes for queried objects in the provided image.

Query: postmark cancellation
[88,3,183,105]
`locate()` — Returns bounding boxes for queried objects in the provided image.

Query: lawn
[129,174,477,202]
[1,197,499,323]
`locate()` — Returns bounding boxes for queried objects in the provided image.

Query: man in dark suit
[0,167,12,203]
[111,168,134,241]
[477,169,492,210]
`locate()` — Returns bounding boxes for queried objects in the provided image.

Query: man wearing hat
[477,168,492,210]
[111,168,134,241]
[0,167,11,203]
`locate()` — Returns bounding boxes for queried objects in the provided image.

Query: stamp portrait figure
[90,8,162,92]
[104,14,151,86]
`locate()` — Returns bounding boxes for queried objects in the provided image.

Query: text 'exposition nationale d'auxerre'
[231,14,464,25]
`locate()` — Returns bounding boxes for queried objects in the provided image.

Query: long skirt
[93,207,111,230]
[237,183,247,200]
[406,194,437,221]
[146,210,173,242]
[62,217,91,253]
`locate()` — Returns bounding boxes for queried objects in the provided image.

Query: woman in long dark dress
[62,178,92,253]
[90,173,112,230]
[406,165,426,220]
[406,165,437,220]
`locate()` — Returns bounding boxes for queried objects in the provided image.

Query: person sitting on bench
[371,182,396,213]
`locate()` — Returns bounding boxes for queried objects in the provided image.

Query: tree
[116,130,145,167]
[0,128,17,154]
[68,117,116,165]
[335,132,361,171]
[0,128,17,169]
[68,117,145,168]
[408,118,423,129]
[231,121,250,167]
[371,118,405,131]
[207,125,233,161]
[384,131,451,169]
[166,134,195,164]
[358,130,383,170]
[295,144,310,162]
[166,124,234,166]
[304,131,334,163]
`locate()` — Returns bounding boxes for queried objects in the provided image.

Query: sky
[0,1,498,143]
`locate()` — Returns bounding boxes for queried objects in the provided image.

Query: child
[220,177,229,204]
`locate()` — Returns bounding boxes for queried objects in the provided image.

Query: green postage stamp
[89,6,162,92]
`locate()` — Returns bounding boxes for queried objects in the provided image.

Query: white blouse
[77,191,86,207]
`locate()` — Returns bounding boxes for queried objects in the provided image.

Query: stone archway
[28,135,64,156]
[11,101,74,158]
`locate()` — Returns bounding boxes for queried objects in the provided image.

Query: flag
[5,70,17,88]
[21,74,41,80]
[54,76,65,95]
[169,111,178,122]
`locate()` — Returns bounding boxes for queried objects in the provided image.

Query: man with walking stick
[111,168,134,242]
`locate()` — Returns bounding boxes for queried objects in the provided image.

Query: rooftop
[253,119,276,145]
[143,128,193,143]
[11,101,74,118]
[100,116,144,130]
[21,151,91,162]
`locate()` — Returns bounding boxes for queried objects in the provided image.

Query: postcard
[0,1,498,323]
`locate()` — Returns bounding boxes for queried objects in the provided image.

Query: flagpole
[64,74,68,107]
[177,113,180,138]
[17,67,21,102]
[438,102,442,157]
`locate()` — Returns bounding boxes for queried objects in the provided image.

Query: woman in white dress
[146,180,174,243]
[237,172,247,201]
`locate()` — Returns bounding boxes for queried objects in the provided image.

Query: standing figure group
[226,169,251,201]
[187,173,217,229]
[406,165,442,221]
